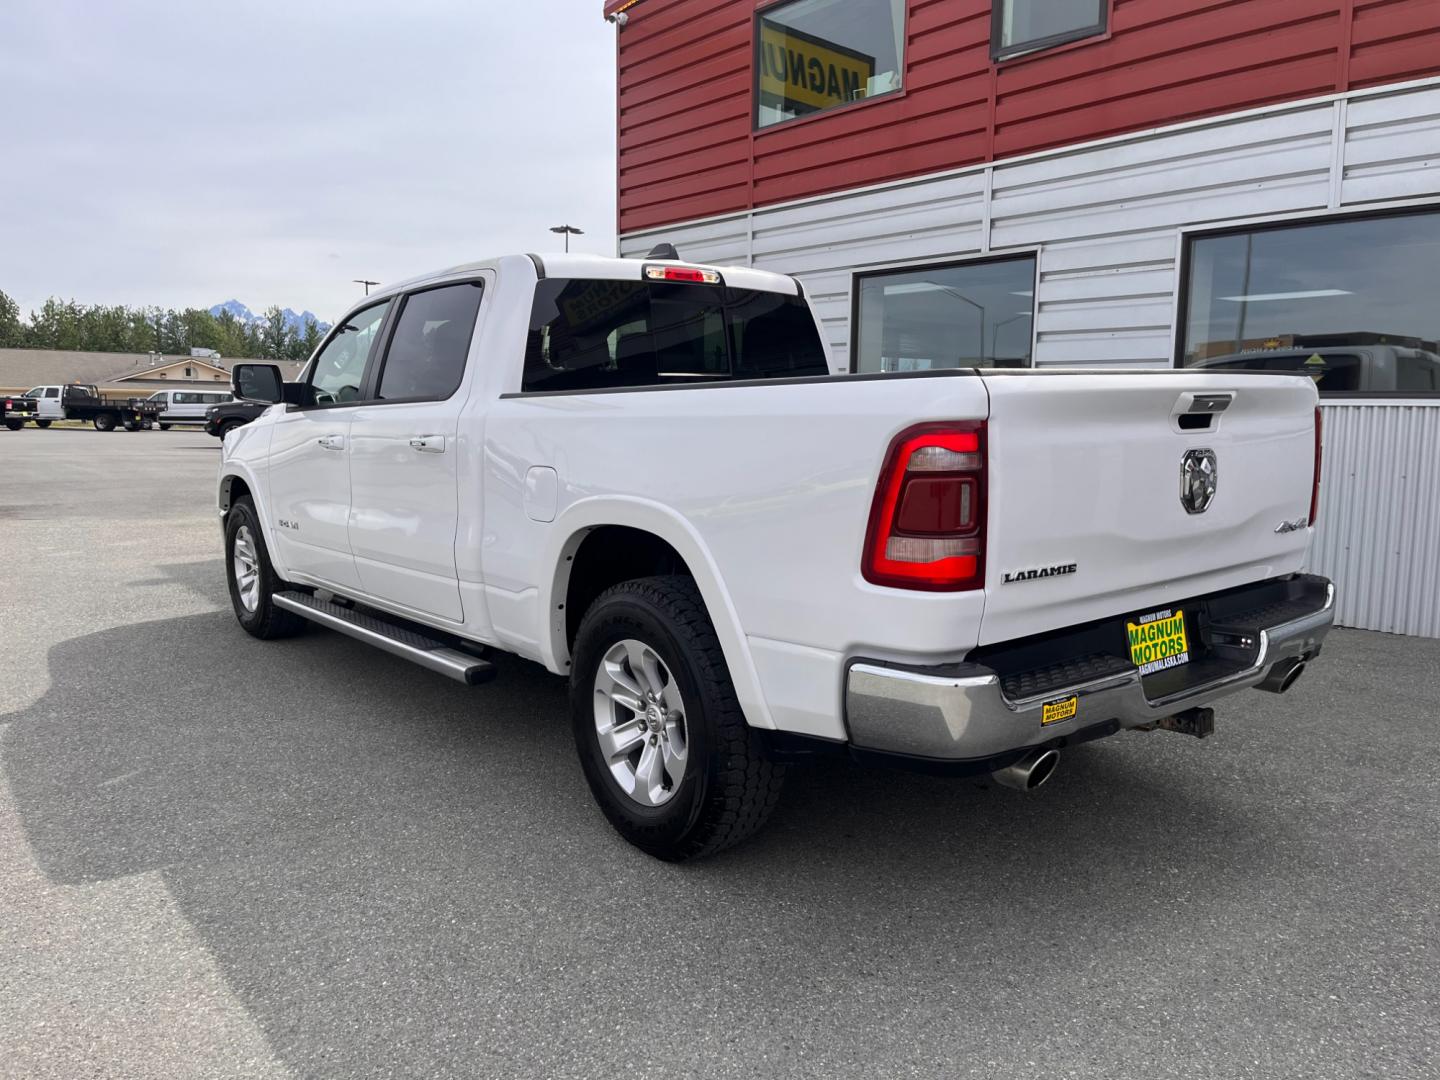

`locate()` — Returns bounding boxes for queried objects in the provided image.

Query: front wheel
[93,412,116,432]
[159,423,171,431]
[224,497,307,640]
[34,419,51,429]
[570,576,785,861]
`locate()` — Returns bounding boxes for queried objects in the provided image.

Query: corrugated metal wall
[619,79,1440,637]
[622,81,1440,368]
[1309,402,1440,638]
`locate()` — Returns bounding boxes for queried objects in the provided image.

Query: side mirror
[233,364,283,403]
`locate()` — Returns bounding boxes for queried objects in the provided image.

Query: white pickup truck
[218,252,1334,860]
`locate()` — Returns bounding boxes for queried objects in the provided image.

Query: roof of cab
[355,253,801,312]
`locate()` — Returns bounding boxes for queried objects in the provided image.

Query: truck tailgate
[978,371,1319,646]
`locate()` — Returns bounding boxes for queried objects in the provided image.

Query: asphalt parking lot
[1,426,1437,1079]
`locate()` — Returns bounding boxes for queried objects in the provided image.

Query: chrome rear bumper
[845,576,1335,762]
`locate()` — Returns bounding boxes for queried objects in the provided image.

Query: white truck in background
[217,252,1334,860]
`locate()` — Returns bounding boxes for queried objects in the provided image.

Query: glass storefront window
[1180,210,1440,396]
[853,255,1037,373]
[755,0,904,129]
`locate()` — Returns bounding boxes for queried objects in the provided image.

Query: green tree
[27,298,84,351]
[261,305,294,359]
[0,289,24,347]
[288,317,323,362]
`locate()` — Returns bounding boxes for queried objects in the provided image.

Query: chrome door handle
[317,434,345,450]
[409,435,446,454]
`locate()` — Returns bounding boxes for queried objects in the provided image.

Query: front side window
[309,300,391,405]
[756,0,904,129]
[376,282,484,401]
[992,0,1107,61]
[854,255,1037,373]
[523,279,828,392]
[1180,210,1440,396]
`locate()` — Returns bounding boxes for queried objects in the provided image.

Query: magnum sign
[757,20,875,115]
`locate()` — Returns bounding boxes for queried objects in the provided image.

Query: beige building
[0,349,306,399]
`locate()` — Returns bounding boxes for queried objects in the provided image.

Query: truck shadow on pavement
[2,609,1406,1078]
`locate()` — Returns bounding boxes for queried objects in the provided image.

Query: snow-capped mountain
[209,300,330,334]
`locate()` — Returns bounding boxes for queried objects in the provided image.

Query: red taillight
[1309,406,1323,526]
[862,422,986,591]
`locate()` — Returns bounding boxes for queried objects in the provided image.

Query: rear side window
[1398,354,1440,392]
[523,278,828,393]
[377,282,484,401]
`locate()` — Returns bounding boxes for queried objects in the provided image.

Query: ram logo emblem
[1180,449,1218,515]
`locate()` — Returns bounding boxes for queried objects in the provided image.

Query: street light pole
[353,278,379,296]
[549,224,584,253]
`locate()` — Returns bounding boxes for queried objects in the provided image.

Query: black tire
[220,420,242,438]
[224,497,307,640]
[122,420,139,432]
[34,419,51,429]
[570,575,785,861]
[93,412,116,432]
[159,423,171,431]
[3,419,22,431]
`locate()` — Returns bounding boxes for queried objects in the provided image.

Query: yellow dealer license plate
[1127,609,1190,676]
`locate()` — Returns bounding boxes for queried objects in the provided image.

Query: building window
[1179,209,1440,396]
[853,255,1037,374]
[992,0,1107,61]
[755,0,904,129]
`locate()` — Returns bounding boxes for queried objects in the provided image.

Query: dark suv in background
[205,400,268,439]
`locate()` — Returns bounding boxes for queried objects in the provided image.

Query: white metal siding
[622,81,1440,372]
[1308,401,1440,638]
[620,79,1440,638]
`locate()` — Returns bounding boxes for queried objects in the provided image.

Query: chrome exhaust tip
[1258,656,1307,694]
[992,747,1060,792]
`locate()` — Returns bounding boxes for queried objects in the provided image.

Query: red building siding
[609,0,1440,234]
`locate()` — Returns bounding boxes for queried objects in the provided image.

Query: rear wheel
[224,497,306,640]
[159,423,172,431]
[122,420,139,432]
[34,419,51,429]
[4,419,22,431]
[93,412,116,432]
[570,576,785,861]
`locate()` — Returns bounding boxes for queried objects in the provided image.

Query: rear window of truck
[523,279,828,393]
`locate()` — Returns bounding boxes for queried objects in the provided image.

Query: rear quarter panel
[482,375,990,738]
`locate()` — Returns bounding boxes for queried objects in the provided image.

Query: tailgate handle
[1183,393,1233,414]
[1173,392,1233,433]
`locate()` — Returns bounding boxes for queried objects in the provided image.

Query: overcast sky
[0,0,617,321]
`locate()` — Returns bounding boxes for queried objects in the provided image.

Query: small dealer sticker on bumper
[1041,696,1077,726]
[1127,608,1191,676]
